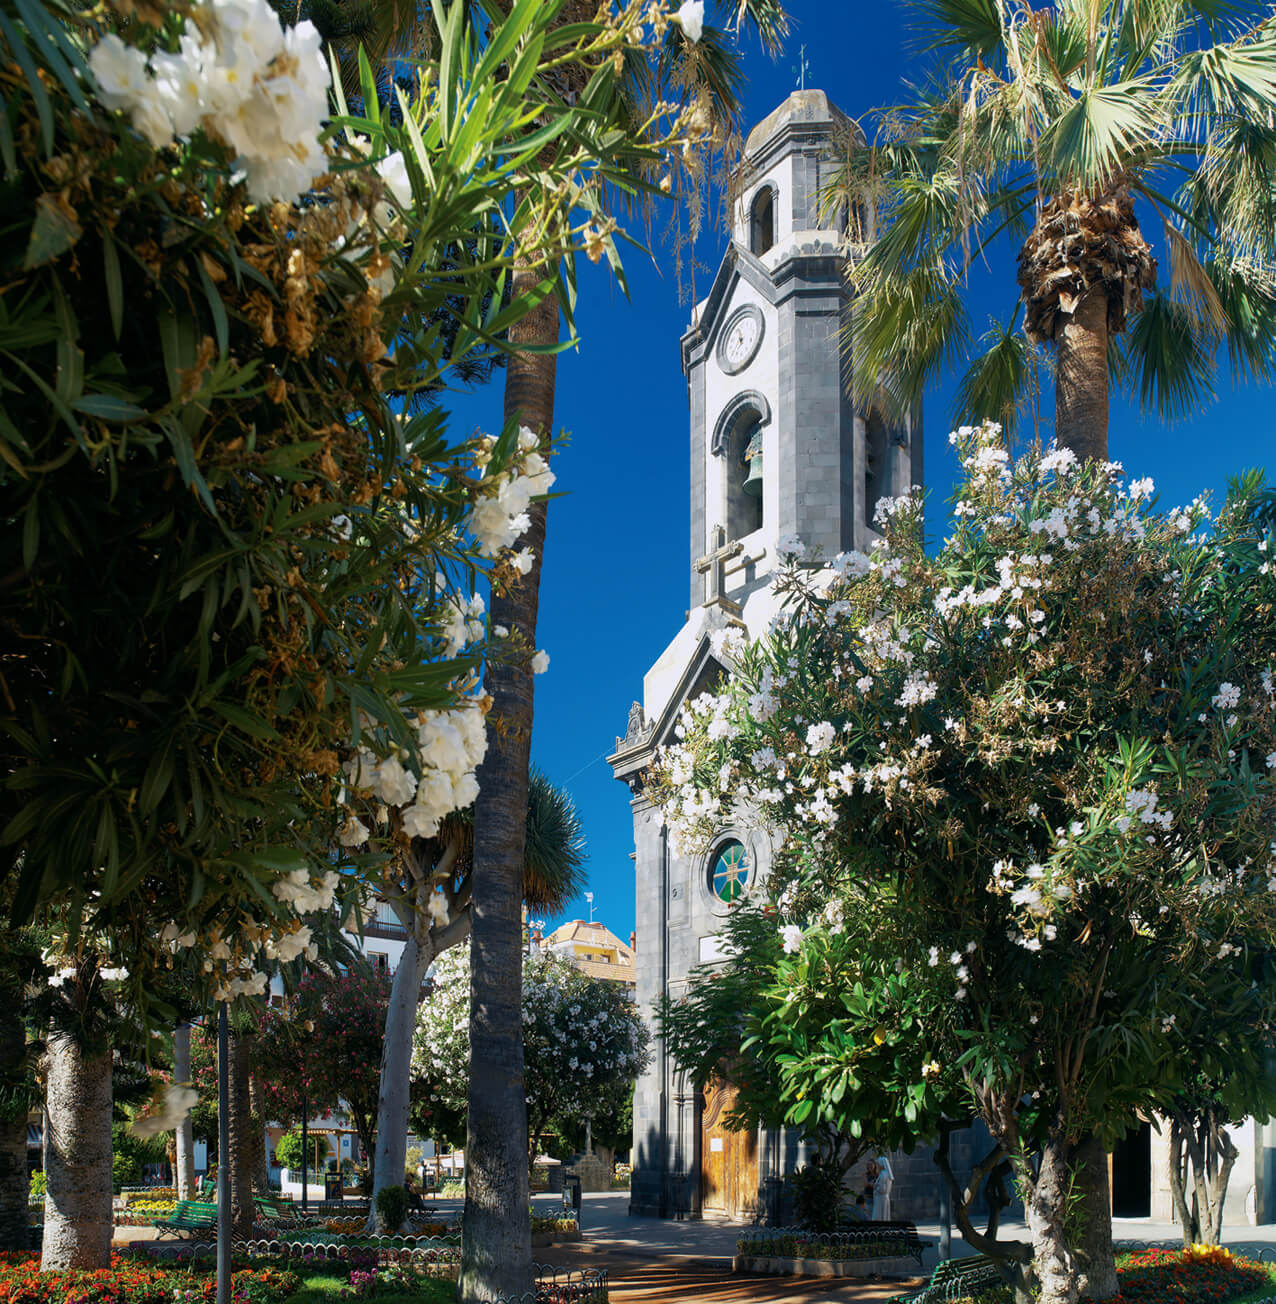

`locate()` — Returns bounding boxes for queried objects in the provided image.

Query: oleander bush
[944,1249,1276,1304]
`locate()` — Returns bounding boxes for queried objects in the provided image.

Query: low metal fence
[493,1264,608,1304]
[736,1221,928,1264]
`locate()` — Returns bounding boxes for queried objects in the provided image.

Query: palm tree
[461,5,789,1299]
[366,769,586,1230]
[837,0,1276,460]
[40,958,113,1271]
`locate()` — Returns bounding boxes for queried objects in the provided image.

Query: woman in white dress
[870,1151,894,1220]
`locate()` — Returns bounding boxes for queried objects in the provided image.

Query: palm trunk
[41,1031,112,1270]
[1053,284,1109,463]
[0,1112,27,1253]
[370,930,432,1229]
[228,1028,255,1237]
[0,1001,27,1252]
[174,1024,196,1201]
[458,267,558,1304]
[1071,1132,1118,1299]
[248,1073,270,1195]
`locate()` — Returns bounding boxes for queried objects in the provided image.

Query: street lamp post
[216,1004,230,1304]
[300,1083,309,1214]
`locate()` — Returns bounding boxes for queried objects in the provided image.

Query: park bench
[894,1253,1005,1304]
[154,1199,218,1240]
[254,1194,320,1228]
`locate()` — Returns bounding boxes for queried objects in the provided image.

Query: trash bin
[563,1172,582,1219]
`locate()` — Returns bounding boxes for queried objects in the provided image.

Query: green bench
[254,1194,319,1228]
[895,1254,1005,1304]
[154,1200,218,1240]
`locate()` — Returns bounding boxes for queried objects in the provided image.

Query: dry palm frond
[1016,185,1156,341]
[1162,220,1228,334]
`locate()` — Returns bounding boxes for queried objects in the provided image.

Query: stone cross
[694,525,743,608]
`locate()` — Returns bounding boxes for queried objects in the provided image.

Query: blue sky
[446,0,1275,944]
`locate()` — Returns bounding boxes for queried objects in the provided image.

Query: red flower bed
[1110,1247,1271,1304]
[0,1252,298,1304]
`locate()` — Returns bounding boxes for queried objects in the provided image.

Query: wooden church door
[700,1079,758,1217]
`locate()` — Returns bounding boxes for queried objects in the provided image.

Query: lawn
[282,1270,457,1303]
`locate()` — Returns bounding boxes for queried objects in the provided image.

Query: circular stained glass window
[711,839,750,902]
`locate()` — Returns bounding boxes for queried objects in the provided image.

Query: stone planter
[733,1253,922,1279]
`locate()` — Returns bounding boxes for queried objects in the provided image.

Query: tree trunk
[248,1073,270,1196]
[41,1032,112,1270]
[1024,1138,1080,1304]
[0,1001,28,1252]
[369,931,432,1230]
[228,1028,256,1238]
[0,1112,27,1253]
[458,269,558,1304]
[1053,283,1109,463]
[1205,1125,1237,1246]
[174,1024,196,1201]
[1071,1133,1118,1299]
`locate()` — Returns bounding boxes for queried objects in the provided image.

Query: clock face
[718,306,765,375]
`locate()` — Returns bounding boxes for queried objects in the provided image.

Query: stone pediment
[607,634,731,791]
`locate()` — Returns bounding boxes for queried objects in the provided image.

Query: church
[608,88,923,1221]
[610,87,1276,1230]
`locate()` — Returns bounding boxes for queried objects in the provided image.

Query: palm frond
[718,0,790,58]
[1042,77,1162,190]
[850,255,971,418]
[1206,255,1276,385]
[1172,20,1276,119]
[1117,292,1218,418]
[951,314,1042,438]
[1163,220,1228,332]
[521,767,587,910]
[910,0,1005,61]
[657,23,746,138]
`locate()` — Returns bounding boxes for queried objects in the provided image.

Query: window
[709,839,750,902]
[369,951,388,972]
[864,411,889,528]
[750,187,775,255]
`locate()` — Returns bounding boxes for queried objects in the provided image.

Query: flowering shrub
[651,422,1276,1304]
[1,0,697,1034]
[412,943,649,1158]
[530,1213,579,1235]
[0,1252,299,1303]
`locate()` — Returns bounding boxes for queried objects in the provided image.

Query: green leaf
[211,701,281,742]
[101,229,124,341]
[71,393,147,422]
[24,193,82,269]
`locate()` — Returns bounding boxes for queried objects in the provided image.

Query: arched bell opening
[864,409,889,529]
[750,186,776,256]
[726,408,765,540]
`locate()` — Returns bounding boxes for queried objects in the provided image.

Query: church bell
[742,428,763,497]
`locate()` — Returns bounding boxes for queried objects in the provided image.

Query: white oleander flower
[677,1,705,43]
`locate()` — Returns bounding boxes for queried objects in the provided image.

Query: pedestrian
[871,1151,894,1220]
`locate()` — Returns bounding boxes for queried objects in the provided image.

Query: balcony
[361,901,408,940]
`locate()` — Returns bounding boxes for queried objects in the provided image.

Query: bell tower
[682,89,921,619]
[610,90,927,1224]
